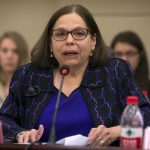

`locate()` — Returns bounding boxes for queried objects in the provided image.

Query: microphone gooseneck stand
[48,66,70,144]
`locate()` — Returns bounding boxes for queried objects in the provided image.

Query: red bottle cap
[142,90,148,97]
[126,96,139,104]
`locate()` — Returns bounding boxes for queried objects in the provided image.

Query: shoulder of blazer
[10,63,54,93]
[12,63,53,82]
[107,57,132,70]
[81,57,133,88]
[11,63,35,81]
[106,57,134,78]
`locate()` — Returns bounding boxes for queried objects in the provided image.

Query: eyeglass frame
[113,50,139,58]
[50,28,90,41]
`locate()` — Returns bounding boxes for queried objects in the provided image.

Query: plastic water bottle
[0,122,3,144]
[120,96,144,149]
[142,90,148,97]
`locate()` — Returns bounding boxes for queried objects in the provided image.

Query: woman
[0,32,29,107]
[0,5,150,147]
[111,31,150,98]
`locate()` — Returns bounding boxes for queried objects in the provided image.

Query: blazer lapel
[80,66,113,127]
[24,68,55,129]
[81,66,106,88]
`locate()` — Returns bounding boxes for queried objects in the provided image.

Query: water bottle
[120,96,144,149]
[0,122,3,144]
[142,90,148,97]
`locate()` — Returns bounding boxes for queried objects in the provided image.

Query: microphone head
[59,65,70,76]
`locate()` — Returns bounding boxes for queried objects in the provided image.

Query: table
[0,143,121,150]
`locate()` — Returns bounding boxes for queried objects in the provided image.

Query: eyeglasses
[51,28,89,41]
[114,51,139,58]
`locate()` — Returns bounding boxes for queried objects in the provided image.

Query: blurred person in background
[0,31,29,107]
[111,31,150,98]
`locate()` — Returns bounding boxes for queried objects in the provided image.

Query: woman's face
[113,42,140,71]
[0,38,19,73]
[51,13,96,68]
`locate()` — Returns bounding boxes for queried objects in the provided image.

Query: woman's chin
[59,62,79,67]
[58,61,88,69]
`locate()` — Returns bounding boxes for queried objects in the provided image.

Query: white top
[0,83,7,108]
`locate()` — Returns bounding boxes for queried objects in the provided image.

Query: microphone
[48,65,70,144]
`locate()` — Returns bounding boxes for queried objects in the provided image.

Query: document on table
[56,134,88,146]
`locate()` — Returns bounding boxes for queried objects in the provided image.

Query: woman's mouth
[63,51,79,57]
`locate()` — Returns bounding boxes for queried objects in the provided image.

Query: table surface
[0,143,121,150]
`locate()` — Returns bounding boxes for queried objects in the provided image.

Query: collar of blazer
[81,66,106,88]
[25,64,106,95]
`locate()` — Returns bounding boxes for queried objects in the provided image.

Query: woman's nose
[121,55,129,61]
[6,51,14,59]
[66,33,74,44]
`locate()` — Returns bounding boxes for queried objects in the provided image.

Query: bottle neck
[128,103,138,105]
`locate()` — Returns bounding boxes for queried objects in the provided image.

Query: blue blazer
[0,57,150,141]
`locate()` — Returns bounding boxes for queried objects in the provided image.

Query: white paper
[15,142,30,144]
[56,134,88,146]
[143,127,150,150]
